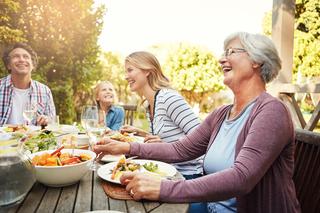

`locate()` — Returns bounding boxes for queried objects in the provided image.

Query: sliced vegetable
[51,146,64,156]
[143,162,159,172]
[61,157,80,165]
[31,151,91,166]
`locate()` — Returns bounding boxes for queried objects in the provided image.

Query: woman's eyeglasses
[223,48,247,57]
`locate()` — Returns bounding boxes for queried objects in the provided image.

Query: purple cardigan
[130,92,300,213]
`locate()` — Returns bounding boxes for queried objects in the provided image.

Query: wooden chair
[293,128,320,213]
[121,104,137,126]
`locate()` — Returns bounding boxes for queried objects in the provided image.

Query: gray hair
[224,32,281,83]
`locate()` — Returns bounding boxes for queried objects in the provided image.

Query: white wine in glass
[81,105,100,171]
[23,103,37,125]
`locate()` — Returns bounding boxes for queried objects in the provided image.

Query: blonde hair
[93,81,118,108]
[125,51,171,91]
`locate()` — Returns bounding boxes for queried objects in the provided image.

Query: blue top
[106,105,124,130]
[204,101,255,213]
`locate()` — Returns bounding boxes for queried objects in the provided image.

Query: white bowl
[30,149,96,187]
[76,134,89,146]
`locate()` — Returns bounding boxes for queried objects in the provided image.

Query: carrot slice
[51,146,64,156]
[61,157,80,165]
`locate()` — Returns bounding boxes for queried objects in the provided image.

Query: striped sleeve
[163,91,200,135]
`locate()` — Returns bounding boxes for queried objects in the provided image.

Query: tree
[0,0,25,45]
[294,0,320,79]
[163,43,224,112]
[0,0,106,123]
[0,0,26,75]
[262,0,320,82]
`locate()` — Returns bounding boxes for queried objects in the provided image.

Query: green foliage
[163,43,224,112]
[0,0,25,45]
[294,0,320,79]
[262,11,272,36]
[49,82,76,124]
[263,0,320,81]
[0,0,106,123]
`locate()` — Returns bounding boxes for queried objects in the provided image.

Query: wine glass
[81,106,102,170]
[98,109,106,128]
[47,115,60,132]
[23,103,37,126]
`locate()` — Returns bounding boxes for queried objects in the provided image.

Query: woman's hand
[120,171,161,201]
[93,138,130,159]
[144,134,162,143]
[120,125,138,134]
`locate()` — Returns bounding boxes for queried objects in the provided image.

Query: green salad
[22,131,57,153]
[143,162,159,172]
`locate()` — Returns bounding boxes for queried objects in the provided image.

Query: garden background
[0,0,319,130]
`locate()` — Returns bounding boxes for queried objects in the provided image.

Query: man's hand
[36,115,49,126]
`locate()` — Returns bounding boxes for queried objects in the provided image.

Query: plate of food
[97,156,177,184]
[0,125,40,134]
[108,132,144,143]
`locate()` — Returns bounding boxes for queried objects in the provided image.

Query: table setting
[0,106,188,212]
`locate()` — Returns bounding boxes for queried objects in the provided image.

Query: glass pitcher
[0,133,35,207]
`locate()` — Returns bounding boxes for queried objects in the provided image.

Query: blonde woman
[94,81,124,130]
[120,51,202,180]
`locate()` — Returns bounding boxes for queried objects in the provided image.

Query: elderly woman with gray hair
[94,32,300,213]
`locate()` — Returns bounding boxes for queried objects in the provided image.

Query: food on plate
[3,125,28,133]
[22,131,57,153]
[31,147,92,166]
[110,155,141,180]
[110,132,136,142]
[143,162,159,172]
[109,156,167,181]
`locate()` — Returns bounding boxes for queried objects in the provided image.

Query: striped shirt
[0,75,56,126]
[146,88,203,175]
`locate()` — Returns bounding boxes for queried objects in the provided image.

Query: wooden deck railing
[269,82,320,132]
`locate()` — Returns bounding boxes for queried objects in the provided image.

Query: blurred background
[0,0,319,130]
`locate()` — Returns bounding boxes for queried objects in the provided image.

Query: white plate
[0,125,40,133]
[47,124,79,134]
[100,136,144,162]
[0,132,12,141]
[97,159,177,184]
[100,154,123,162]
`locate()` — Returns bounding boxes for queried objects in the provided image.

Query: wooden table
[4,171,189,213]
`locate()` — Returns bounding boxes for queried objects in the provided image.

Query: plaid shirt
[0,75,56,126]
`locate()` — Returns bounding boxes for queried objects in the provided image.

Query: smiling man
[0,43,56,126]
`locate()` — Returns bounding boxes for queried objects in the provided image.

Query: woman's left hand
[144,134,162,143]
[120,171,162,201]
